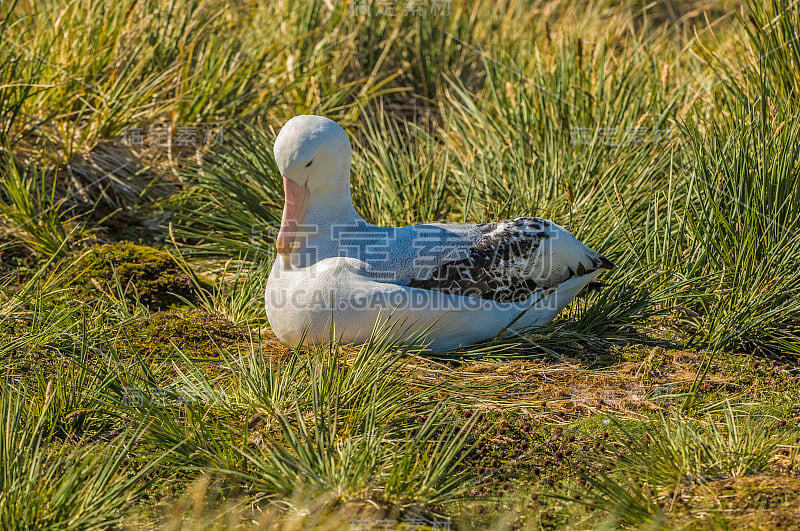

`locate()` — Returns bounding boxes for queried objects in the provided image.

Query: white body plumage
[265,115,613,351]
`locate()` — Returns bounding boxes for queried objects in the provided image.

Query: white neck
[291,170,365,264]
[304,180,360,227]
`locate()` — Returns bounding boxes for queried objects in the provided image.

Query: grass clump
[576,404,798,527]
[99,329,478,518]
[0,384,162,530]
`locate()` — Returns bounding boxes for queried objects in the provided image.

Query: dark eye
[305,160,313,167]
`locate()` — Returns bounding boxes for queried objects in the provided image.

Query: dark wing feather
[406,217,613,302]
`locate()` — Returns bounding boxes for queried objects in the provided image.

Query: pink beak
[276,176,309,255]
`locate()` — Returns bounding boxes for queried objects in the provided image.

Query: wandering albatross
[265,115,614,351]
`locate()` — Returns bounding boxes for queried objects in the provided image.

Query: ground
[2,0,800,529]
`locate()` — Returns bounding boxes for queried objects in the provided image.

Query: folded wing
[405,217,614,302]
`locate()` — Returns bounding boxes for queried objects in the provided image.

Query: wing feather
[406,217,613,302]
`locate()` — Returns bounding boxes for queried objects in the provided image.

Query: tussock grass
[0,383,164,529]
[2,0,800,528]
[574,403,797,527]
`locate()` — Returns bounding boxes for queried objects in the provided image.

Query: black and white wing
[405,217,614,302]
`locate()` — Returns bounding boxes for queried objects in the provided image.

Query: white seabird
[265,115,613,351]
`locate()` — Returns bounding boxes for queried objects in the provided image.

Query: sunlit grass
[1,0,800,528]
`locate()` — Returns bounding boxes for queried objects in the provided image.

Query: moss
[454,409,636,528]
[69,243,210,310]
[460,411,603,496]
[123,309,247,357]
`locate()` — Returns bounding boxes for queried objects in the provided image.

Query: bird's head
[273,115,352,255]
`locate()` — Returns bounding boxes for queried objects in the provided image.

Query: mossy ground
[3,0,800,527]
[397,343,800,528]
[66,242,211,310]
[120,310,248,358]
